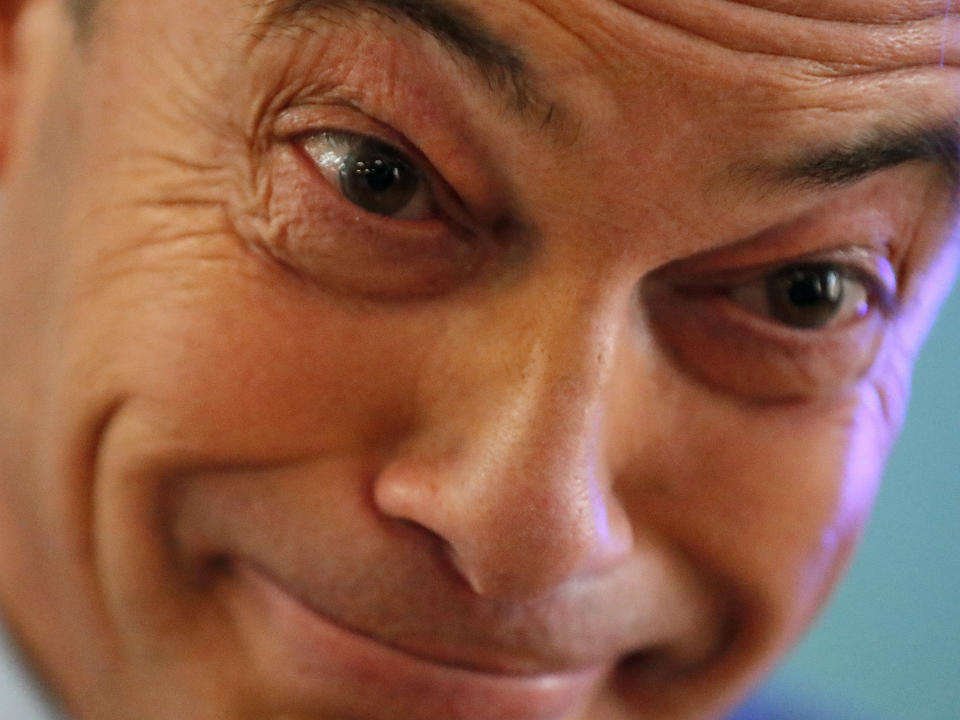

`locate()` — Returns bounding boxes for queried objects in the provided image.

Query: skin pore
[0,0,957,719]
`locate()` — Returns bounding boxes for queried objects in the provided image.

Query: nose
[373,300,635,600]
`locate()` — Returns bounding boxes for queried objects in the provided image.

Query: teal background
[760,279,960,719]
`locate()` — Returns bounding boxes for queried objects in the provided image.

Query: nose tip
[375,454,634,600]
[373,385,634,600]
[444,472,634,599]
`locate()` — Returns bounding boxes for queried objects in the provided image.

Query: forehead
[674,0,952,22]
[108,0,960,59]
[236,0,960,125]
[241,0,960,174]
[98,0,960,102]
[480,0,958,103]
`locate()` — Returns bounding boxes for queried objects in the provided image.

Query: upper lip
[235,558,620,678]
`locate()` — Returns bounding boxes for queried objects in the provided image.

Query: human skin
[0,0,957,718]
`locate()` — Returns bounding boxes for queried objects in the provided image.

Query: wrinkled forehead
[76,0,960,199]
[704,0,951,22]
[652,0,951,19]
[81,0,957,77]
[231,0,960,116]
[524,0,959,72]
[608,0,954,26]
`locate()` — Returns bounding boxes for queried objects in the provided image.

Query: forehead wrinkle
[603,0,960,72]
[240,0,581,144]
[717,0,953,24]
[247,0,547,116]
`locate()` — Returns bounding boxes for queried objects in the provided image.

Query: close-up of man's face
[0,0,957,718]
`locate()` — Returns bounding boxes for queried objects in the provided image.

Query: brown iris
[338,138,422,217]
[766,264,849,329]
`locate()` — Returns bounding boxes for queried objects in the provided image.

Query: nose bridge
[474,332,620,566]
[494,325,610,498]
[374,285,635,599]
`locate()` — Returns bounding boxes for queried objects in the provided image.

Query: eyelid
[641,254,897,402]
[261,113,490,300]
[300,131,435,221]
[667,246,901,316]
[273,97,478,217]
[292,125,476,233]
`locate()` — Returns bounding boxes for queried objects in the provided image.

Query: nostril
[616,645,674,675]
[439,541,482,592]
[613,644,688,696]
[440,541,533,598]
[614,614,736,695]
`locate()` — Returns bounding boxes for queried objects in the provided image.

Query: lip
[223,561,607,720]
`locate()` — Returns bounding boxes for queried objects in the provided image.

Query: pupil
[767,265,845,329]
[339,140,420,216]
[357,158,398,193]
[786,268,841,307]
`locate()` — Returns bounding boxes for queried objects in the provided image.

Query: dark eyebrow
[780,123,960,190]
[259,0,540,113]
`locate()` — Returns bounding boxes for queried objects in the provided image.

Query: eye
[729,263,871,330]
[640,251,899,400]
[301,131,434,220]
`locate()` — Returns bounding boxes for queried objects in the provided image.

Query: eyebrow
[259,0,541,113]
[780,123,960,190]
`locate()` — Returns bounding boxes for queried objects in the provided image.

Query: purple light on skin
[837,397,888,533]
[588,465,613,547]
[582,410,614,548]
[940,0,954,68]
[799,525,841,602]
[898,228,960,354]
[822,222,960,571]
[795,397,888,601]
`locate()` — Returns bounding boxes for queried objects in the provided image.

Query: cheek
[55,233,443,677]
[66,241,436,463]
[615,376,897,654]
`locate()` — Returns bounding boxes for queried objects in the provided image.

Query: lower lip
[225,563,605,720]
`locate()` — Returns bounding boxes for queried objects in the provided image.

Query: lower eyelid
[641,280,889,401]
[256,143,483,299]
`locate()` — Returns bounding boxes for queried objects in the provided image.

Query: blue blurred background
[748,279,960,719]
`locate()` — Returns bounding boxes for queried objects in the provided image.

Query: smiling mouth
[219,559,609,720]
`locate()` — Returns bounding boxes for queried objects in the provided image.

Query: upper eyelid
[696,259,902,322]
[273,93,508,222]
[647,181,906,280]
[652,248,903,323]
[296,128,427,174]
[301,130,421,175]
[663,246,895,289]
[275,99,445,181]
[292,128,479,230]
